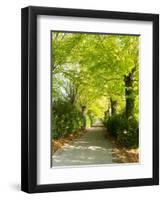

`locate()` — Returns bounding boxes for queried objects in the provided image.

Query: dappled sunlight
[88,146,103,150]
[52,127,114,166]
[51,32,139,166]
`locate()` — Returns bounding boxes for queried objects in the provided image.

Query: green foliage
[52,101,83,139]
[117,116,139,148]
[106,114,124,138]
[51,32,139,147]
[106,114,139,148]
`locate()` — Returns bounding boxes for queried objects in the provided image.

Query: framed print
[21,6,159,193]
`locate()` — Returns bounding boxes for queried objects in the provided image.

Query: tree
[51,32,139,140]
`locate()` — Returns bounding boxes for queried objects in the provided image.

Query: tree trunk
[81,105,87,129]
[124,67,136,118]
[110,98,117,116]
[69,82,77,105]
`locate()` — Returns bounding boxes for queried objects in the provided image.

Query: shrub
[106,114,123,138]
[117,116,139,148]
[106,114,139,148]
[51,100,84,139]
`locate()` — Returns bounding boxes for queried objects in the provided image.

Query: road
[52,125,114,167]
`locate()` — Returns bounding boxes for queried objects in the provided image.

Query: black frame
[21,6,159,193]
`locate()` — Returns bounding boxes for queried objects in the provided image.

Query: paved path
[52,126,114,167]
